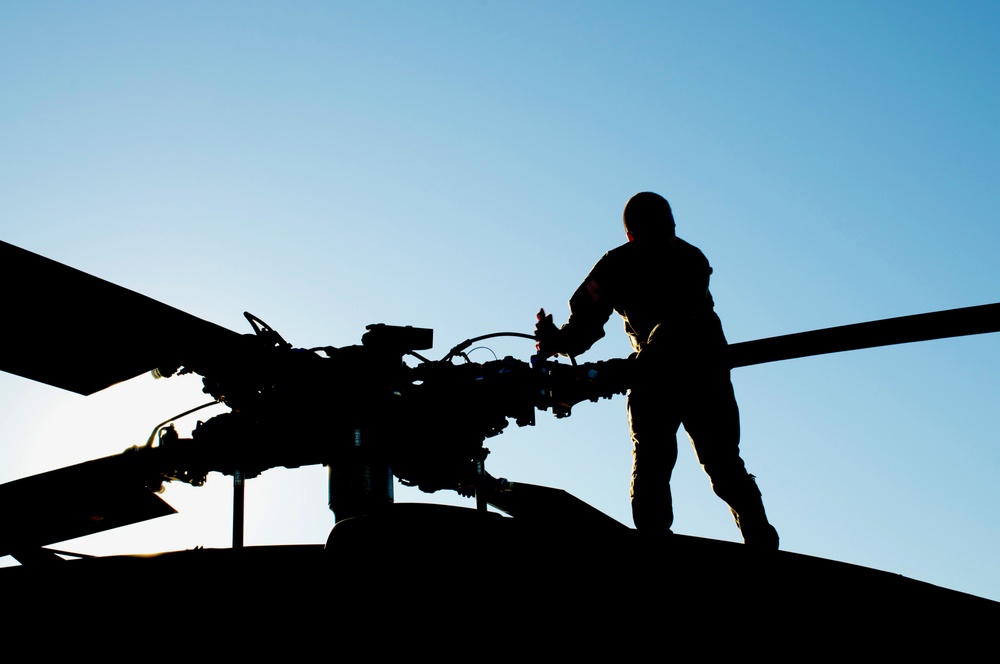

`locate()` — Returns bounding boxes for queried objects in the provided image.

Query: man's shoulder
[594,238,710,269]
[674,237,710,264]
[600,241,637,262]
[584,242,635,279]
[673,236,704,253]
[602,237,708,260]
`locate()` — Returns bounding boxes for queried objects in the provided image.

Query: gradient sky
[3,2,999,603]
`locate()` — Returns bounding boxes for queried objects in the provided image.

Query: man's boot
[720,473,779,550]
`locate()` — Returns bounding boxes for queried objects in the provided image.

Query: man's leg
[683,374,779,549]
[627,386,680,533]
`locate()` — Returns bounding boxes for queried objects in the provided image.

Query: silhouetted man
[535,192,778,548]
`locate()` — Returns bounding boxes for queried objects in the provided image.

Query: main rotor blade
[1,241,241,395]
[728,302,1000,368]
[0,452,177,559]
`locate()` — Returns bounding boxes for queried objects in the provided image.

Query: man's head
[623,191,675,242]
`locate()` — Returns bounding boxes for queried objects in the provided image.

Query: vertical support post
[328,427,394,523]
[475,458,487,512]
[233,469,245,549]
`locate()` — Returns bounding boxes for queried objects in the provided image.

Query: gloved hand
[535,307,561,358]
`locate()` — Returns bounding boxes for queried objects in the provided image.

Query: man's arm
[536,261,615,358]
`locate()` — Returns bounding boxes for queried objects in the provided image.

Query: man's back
[564,236,722,354]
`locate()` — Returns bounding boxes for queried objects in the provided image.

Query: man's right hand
[535,307,560,358]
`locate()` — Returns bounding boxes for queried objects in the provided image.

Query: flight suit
[551,237,776,546]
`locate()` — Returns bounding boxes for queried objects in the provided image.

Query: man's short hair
[623,192,675,239]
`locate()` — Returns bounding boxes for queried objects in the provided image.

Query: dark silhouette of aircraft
[1,239,997,651]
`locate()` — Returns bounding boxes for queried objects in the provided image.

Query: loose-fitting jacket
[558,237,726,357]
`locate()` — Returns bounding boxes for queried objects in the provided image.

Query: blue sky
[3,2,999,603]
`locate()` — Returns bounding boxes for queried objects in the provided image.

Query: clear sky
[3,2,999,603]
